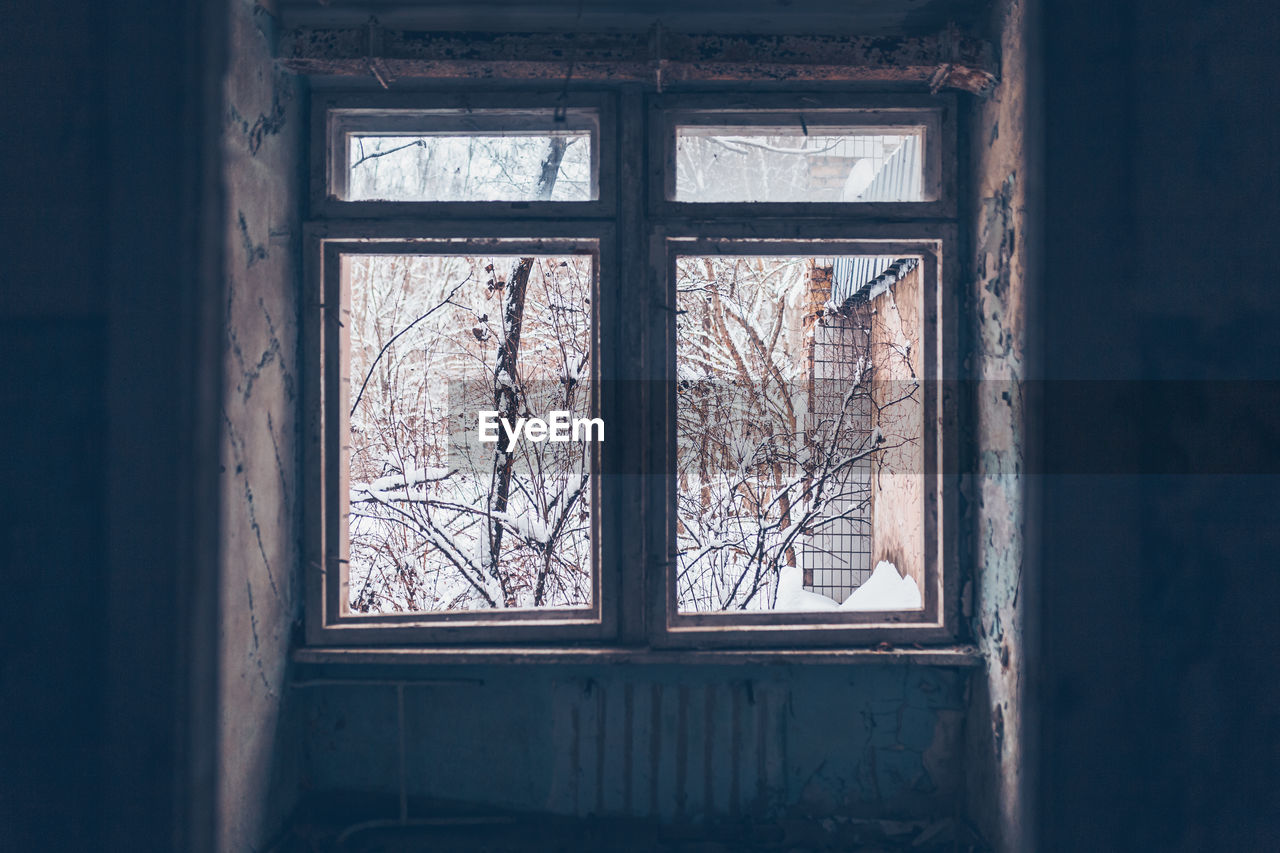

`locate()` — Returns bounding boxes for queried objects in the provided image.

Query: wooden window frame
[310,91,617,220]
[303,87,961,650]
[648,93,955,220]
[646,232,960,648]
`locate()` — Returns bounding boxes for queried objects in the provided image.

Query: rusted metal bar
[278,28,998,95]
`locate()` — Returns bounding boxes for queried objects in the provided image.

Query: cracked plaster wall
[962,0,1029,849]
[218,1,304,849]
[299,664,970,827]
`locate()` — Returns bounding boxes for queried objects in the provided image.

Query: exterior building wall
[869,265,926,589]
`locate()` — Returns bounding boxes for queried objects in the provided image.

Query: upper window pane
[335,110,598,202]
[674,126,923,203]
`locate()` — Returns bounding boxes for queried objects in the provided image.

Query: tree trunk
[536,136,568,200]
[487,136,568,604]
[488,256,534,600]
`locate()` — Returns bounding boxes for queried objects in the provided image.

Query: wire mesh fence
[801,306,875,603]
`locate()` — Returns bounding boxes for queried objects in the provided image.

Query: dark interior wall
[218,0,307,849]
[1036,0,1280,850]
[0,4,109,849]
[0,2,227,852]
[963,0,1030,849]
[299,662,971,828]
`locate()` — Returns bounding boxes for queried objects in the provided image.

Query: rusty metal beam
[278,27,998,95]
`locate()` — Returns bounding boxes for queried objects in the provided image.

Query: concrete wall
[218,1,305,849]
[297,663,971,828]
[963,0,1031,849]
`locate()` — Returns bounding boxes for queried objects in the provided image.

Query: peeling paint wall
[218,1,305,849]
[277,0,987,37]
[298,664,969,826]
[963,0,1029,849]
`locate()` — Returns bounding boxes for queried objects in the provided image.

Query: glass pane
[674,255,924,613]
[347,132,594,201]
[674,126,923,203]
[345,254,595,613]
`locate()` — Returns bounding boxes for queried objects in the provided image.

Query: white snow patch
[839,560,922,611]
[493,509,550,546]
[774,560,922,612]
[368,465,452,494]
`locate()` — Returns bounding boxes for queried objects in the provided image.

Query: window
[345,252,597,614]
[305,91,958,648]
[332,108,599,202]
[672,253,927,614]
[669,117,935,204]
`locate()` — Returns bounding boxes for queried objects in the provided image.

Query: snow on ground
[840,560,922,611]
[774,560,921,611]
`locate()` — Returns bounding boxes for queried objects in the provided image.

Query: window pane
[674,127,923,203]
[345,254,595,613]
[346,132,594,202]
[675,255,924,613]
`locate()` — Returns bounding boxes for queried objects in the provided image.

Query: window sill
[292,644,981,668]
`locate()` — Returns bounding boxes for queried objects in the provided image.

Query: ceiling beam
[278,27,998,95]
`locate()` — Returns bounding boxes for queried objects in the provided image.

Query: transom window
[305,91,958,648]
[330,108,600,202]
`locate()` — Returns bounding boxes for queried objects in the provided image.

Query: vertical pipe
[398,683,408,824]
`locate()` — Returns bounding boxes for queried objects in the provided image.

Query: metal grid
[801,307,874,604]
